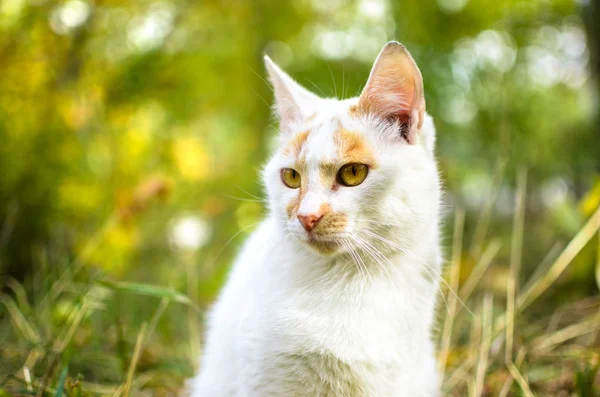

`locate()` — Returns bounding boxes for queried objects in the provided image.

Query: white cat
[189,41,442,397]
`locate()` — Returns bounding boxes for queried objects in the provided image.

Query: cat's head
[263,42,440,258]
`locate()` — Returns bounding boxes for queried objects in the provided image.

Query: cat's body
[190,42,442,397]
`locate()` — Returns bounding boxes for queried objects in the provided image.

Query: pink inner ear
[357,43,425,144]
[360,75,419,143]
[365,76,415,117]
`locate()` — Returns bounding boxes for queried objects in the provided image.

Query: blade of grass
[45,214,120,304]
[97,280,201,313]
[489,206,600,344]
[142,298,169,351]
[466,302,482,397]
[56,300,90,352]
[54,366,68,397]
[438,207,465,380]
[5,375,58,396]
[499,348,527,397]
[472,294,493,397]
[6,278,32,314]
[23,367,33,393]
[185,254,201,367]
[1,296,41,345]
[507,361,535,397]
[506,168,526,363]
[521,242,563,300]
[459,239,501,302]
[123,323,147,397]
[77,381,123,396]
[518,204,600,311]
[443,333,478,392]
[532,314,600,352]
[36,290,95,397]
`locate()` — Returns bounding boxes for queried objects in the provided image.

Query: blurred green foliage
[0,0,599,394]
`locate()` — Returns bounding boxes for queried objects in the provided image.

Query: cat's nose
[298,213,323,232]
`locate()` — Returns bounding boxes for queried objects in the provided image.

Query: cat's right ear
[357,42,425,144]
[264,56,321,132]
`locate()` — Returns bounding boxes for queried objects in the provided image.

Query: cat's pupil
[352,166,357,176]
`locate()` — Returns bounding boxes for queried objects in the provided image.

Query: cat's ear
[358,41,425,144]
[264,55,321,132]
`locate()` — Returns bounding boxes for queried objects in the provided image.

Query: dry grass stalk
[123,323,147,397]
[518,204,600,311]
[506,168,526,364]
[472,294,493,397]
[438,207,465,379]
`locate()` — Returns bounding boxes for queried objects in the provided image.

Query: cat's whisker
[224,194,267,203]
[336,239,353,267]
[207,221,263,269]
[324,238,355,284]
[249,66,273,92]
[359,218,429,232]
[235,186,264,201]
[362,229,473,317]
[359,219,390,224]
[284,232,297,245]
[358,219,393,227]
[355,231,450,315]
[326,62,338,98]
[307,79,328,98]
[341,237,369,281]
[350,235,403,292]
[358,231,452,315]
[342,63,346,100]
[359,235,416,300]
[250,86,272,110]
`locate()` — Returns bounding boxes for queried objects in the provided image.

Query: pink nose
[298,214,323,232]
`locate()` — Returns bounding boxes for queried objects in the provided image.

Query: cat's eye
[337,163,369,187]
[281,168,301,189]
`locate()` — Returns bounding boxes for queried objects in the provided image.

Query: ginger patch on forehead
[334,128,377,168]
[283,129,311,156]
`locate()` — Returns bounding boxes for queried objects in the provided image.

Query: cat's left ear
[264,56,321,133]
[358,41,425,144]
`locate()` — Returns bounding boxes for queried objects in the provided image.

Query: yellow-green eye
[281,168,301,189]
[337,163,369,187]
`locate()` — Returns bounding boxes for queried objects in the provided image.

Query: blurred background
[1,0,599,395]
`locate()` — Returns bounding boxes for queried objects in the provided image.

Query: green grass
[1,189,599,396]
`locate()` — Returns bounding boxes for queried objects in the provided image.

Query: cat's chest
[265,278,424,362]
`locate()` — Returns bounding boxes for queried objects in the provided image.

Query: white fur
[190,43,442,397]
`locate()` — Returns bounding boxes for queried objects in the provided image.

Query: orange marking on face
[286,184,306,218]
[334,128,378,168]
[312,211,348,238]
[348,104,361,118]
[309,206,348,255]
[318,203,332,217]
[283,129,311,156]
[319,162,337,185]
